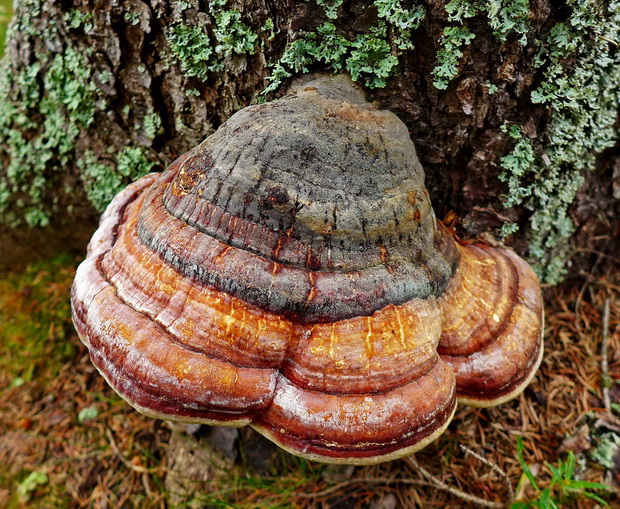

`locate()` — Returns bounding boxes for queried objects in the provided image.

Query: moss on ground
[0,254,76,387]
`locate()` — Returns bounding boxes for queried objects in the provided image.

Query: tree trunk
[0,0,618,282]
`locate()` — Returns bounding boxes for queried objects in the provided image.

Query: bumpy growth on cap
[71,75,544,465]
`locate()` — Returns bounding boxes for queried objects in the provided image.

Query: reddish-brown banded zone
[254,362,456,462]
[71,76,544,464]
[438,244,544,407]
[138,164,457,324]
[71,168,459,464]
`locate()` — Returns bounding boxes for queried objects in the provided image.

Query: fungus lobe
[71,75,543,464]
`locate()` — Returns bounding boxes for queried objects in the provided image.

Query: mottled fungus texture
[71,75,544,464]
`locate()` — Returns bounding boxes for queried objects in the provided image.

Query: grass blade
[516,437,539,491]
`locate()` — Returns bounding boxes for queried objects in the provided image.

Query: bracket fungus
[71,75,544,465]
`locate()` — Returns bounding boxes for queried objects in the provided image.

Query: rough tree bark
[0,0,618,283]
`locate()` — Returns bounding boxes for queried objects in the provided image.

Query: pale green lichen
[432,26,475,90]
[445,0,480,22]
[346,23,399,88]
[437,0,619,283]
[0,43,99,226]
[499,0,620,284]
[79,146,154,213]
[99,69,112,84]
[117,146,155,181]
[434,0,530,90]
[443,0,530,39]
[374,0,425,50]
[498,125,537,208]
[590,433,620,470]
[208,0,228,10]
[263,22,399,93]
[264,1,425,94]
[123,10,140,26]
[0,0,158,225]
[484,0,530,43]
[314,0,344,20]
[214,10,258,56]
[486,81,498,94]
[64,9,94,31]
[498,221,519,240]
[167,23,220,80]
[142,111,163,141]
[167,8,258,81]
[260,18,277,42]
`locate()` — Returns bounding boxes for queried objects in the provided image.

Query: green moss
[432,26,475,90]
[16,471,48,503]
[499,1,620,284]
[0,253,76,386]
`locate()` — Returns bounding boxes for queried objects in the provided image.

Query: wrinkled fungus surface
[72,76,544,464]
